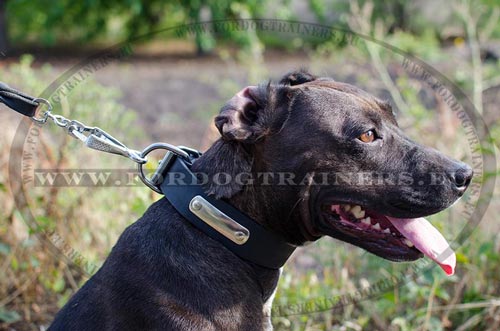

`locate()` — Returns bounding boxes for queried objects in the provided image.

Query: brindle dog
[50,70,472,331]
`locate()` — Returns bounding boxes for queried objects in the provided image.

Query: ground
[1,47,499,330]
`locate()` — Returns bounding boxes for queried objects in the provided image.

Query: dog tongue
[386,216,456,276]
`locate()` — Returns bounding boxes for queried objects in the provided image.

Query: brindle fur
[50,70,471,331]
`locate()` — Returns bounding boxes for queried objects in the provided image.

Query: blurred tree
[0,0,8,52]
[183,0,216,55]
[4,0,269,55]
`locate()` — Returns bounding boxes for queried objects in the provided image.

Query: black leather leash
[1,81,297,270]
[0,82,40,117]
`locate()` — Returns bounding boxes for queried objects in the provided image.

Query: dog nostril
[453,166,473,188]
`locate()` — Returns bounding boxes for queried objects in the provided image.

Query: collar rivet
[191,200,202,211]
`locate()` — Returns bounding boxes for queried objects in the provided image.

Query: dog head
[196,70,472,275]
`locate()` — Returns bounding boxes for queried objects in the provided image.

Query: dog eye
[359,130,376,143]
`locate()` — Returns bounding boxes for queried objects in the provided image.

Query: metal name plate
[189,195,250,245]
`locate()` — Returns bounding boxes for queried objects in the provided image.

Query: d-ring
[137,143,190,194]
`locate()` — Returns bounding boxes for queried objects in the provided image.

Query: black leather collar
[0,80,296,269]
[159,154,296,270]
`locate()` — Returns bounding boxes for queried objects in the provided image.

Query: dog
[49,70,472,330]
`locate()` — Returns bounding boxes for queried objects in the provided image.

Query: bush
[0,55,156,328]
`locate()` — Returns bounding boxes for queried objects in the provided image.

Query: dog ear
[279,69,317,86]
[214,86,267,143]
[197,84,294,199]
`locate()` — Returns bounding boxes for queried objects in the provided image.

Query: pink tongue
[386,217,456,276]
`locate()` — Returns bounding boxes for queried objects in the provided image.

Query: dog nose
[451,163,473,190]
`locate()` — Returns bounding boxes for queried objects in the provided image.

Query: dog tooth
[382,228,391,234]
[372,223,381,230]
[404,239,414,247]
[351,205,362,218]
[361,218,370,225]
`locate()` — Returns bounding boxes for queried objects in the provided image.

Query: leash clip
[85,129,147,164]
[1,82,204,194]
[29,98,148,165]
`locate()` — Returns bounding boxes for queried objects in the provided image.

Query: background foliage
[1,0,500,330]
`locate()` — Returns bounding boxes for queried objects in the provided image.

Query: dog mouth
[321,203,456,276]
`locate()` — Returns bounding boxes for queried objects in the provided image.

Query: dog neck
[191,139,321,246]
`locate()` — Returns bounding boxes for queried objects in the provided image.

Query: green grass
[0,50,499,331]
[273,226,500,330]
